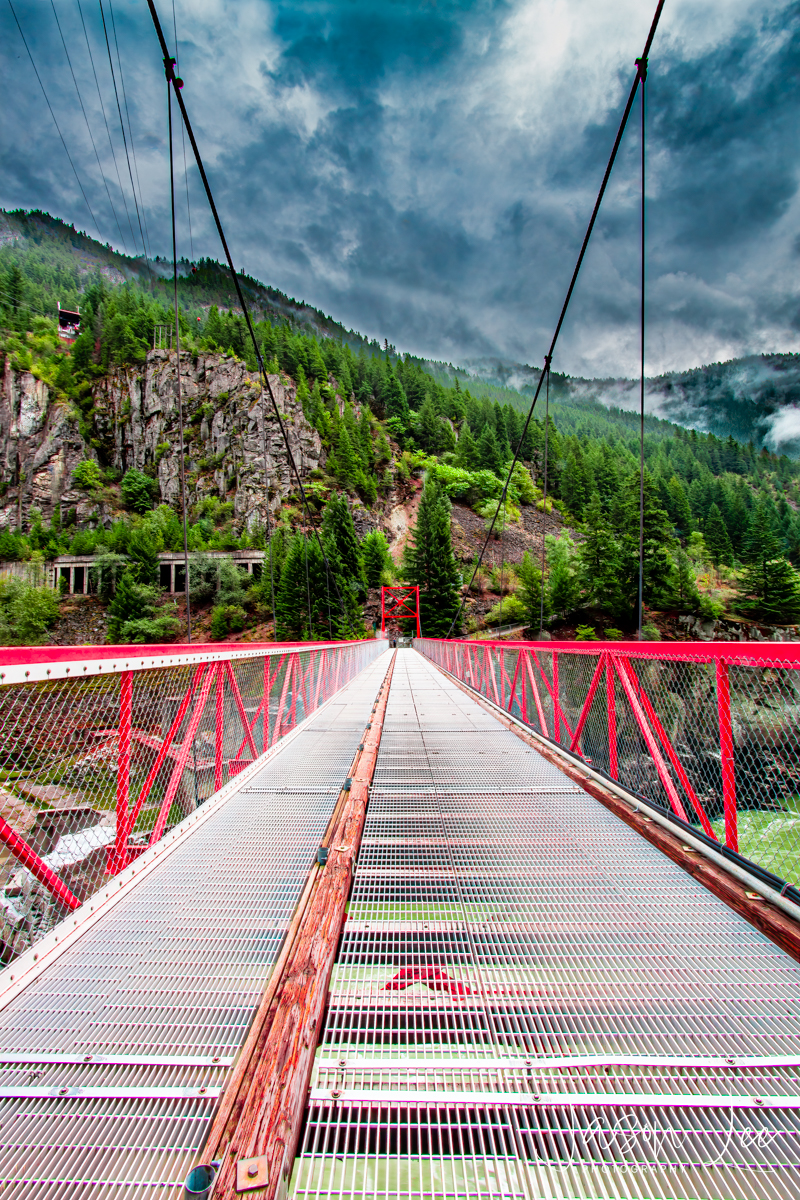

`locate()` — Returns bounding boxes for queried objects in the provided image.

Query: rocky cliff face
[0,350,324,530]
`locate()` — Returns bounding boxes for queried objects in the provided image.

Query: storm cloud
[1,0,798,376]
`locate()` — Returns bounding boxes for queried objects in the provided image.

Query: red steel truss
[416,636,800,885]
[380,584,421,637]
[0,639,383,936]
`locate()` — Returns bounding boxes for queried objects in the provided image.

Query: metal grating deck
[0,651,393,1199]
[297,650,800,1200]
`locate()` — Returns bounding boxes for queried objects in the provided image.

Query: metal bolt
[755,1097,764,1105]
[212,1056,220,1063]
[247,1164,259,1178]
[59,1087,69,1095]
[83,1055,93,1062]
[198,1086,207,1094]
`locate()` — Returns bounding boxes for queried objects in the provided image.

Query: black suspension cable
[445,0,666,639]
[108,1,154,274]
[146,0,347,627]
[75,0,138,254]
[171,0,194,262]
[168,77,192,643]
[50,0,127,253]
[637,56,647,640]
[98,0,149,266]
[538,358,551,635]
[7,1,101,240]
[259,382,278,636]
[303,528,313,639]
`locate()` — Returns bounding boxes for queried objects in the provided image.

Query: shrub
[210,603,248,640]
[121,468,156,514]
[575,624,597,641]
[108,569,179,643]
[484,594,527,626]
[641,622,662,641]
[0,578,60,645]
[72,460,103,492]
[605,627,625,640]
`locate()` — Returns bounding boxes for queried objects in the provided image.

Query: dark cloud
[1,0,798,375]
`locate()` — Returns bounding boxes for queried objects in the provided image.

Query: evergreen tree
[477,424,504,476]
[275,534,334,640]
[737,501,800,622]
[322,495,365,593]
[671,548,701,611]
[546,533,580,617]
[667,475,694,536]
[578,493,623,613]
[383,371,410,426]
[612,472,676,615]
[403,478,461,635]
[454,423,479,470]
[517,550,546,630]
[704,503,734,567]
[362,530,393,588]
[127,524,161,586]
[561,447,594,519]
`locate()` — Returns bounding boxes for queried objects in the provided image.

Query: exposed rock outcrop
[0,350,324,530]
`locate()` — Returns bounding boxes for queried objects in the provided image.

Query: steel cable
[146,0,347,628]
[49,0,128,254]
[446,0,667,639]
[75,0,138,253]
[7,1,102,240]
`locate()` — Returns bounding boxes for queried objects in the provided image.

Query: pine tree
[275,534,334,640]
[454,423,479,470]
[671,548,701,611]
[704,503,734,567]
[737,501,800,622]
[321,494,366,633]
[477,425,504,476]
[383,371,410,426]
[127,524,161,586]
[667,475,694,536]
[578,493,623,613]
[546,533,579,617]
[517,550,546,630]
[403,478,461,636]
[362,530,393,588]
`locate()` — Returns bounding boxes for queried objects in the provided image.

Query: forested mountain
[2,206,800,645]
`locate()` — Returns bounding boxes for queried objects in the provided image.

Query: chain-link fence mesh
[0,640,385,965]
[417,639,800,891]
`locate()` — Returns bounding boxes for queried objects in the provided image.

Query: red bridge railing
[416,637,800,893]
[0,639,385,964]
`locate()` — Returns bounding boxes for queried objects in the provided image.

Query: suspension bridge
[0,637,798,1199]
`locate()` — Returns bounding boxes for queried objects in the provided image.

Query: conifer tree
[546,533,580,617]
[667,475,694,535]
[454,423,479,470]
[477,424,504,476]
[403,478,461,635]
[517,550,547,629]
[275,534,333,640]
[578,493,622,612]
[362,530,393,588]
[737,501,800,622]
[383,371,410,426]
[704,503,734,567]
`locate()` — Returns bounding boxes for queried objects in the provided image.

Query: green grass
[709,796,800,887]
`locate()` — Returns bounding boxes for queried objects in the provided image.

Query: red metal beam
[0,816,80,911]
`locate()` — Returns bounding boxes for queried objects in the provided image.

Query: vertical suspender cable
[147,0,346,633]
[636,56,647,640]
[260,384,278,637]
[538,358,551,636]
[168,73,192,643]
[445,0,666,639]
[171,0,194,261]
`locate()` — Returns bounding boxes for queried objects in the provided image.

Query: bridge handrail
[416,637,800,896]
[0,639,386,967]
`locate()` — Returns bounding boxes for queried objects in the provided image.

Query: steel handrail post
[611,655,690,822]
[122,662,208,846]
[606,657,619,780]
[620,657,716,838]
[568,652,607,754]
[507,650,523,717]
[0,815,80,911]
[529,650,574,740]
[148,664,217,846]
[524,653,549,737]
[223,662,261,762]
[553,650,560,743]
[214,662,225,793]
[289,654,298,729]
[716,656,739,851]
[485,646,500,706]
[108,670,134,875]
[273,653,293,740]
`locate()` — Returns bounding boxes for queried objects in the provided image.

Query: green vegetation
[4,206,800,641]
[0,577,59,645]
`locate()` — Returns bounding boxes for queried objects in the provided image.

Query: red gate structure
[380,584,421,637]
[416,636,800,894]
[0,638,385,962]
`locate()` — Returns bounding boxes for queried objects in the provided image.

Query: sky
[1,0,799,378]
